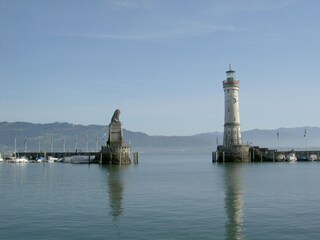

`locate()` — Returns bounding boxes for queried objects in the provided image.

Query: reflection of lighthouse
[215,66,250,162]
[223,164,244,240]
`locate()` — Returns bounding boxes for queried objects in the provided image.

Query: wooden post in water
[212,151,215,162]
[133,152,139,164]
[223,151,225,163]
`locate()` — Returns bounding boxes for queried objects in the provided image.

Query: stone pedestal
[216,145,250,162]
[100,145,131,164]
[108,122,123,147]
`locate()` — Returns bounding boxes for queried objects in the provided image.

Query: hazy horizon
[1,120,318,138]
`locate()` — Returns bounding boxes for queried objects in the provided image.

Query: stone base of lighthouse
[215,145,250,162]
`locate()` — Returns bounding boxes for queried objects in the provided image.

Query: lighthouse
[215,66,250,162]
[223,65,242,146]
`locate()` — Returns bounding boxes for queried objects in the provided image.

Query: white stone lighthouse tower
[223,65,242,146]
[214,66,250,162]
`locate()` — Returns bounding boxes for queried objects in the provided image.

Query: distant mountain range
[1,122,319,153]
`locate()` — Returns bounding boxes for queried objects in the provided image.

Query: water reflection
[222,163,245,240]
[102,165,128,219]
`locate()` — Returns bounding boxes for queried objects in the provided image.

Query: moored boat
[276,154,286,161]
[297,156,308,161]
[71,155,96,164]
[15,156,29,163]
[308,154,318,161]
[286,153,297,162]
[61,156,73,163]
[47,156,59,163]
[36,157,45,163]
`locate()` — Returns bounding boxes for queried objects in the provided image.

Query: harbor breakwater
[213,146,320,162]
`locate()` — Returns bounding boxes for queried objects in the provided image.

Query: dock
[213,146,320,162]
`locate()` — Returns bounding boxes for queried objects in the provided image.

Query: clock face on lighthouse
[232,98,237,104]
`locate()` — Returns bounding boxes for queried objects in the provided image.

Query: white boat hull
[71,155,95,164]
[286,153,297,162]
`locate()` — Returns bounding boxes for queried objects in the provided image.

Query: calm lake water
[1,152,320,240]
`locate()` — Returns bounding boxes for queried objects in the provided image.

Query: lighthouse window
[227,90,229,93]
[228,108,230,112]
[234,117,236,121]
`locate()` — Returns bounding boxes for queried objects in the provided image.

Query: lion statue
[110,109,121,123]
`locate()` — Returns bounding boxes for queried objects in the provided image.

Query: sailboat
[47,156,59,163]
[308,154,318,161]
[15,156,29,163]
[11,138,29,163]
[286,152,297,162]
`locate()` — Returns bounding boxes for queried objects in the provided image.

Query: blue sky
[1,0,320,135]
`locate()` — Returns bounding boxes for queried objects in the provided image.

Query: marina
[1,152,99,164]
[0,109,135,165]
